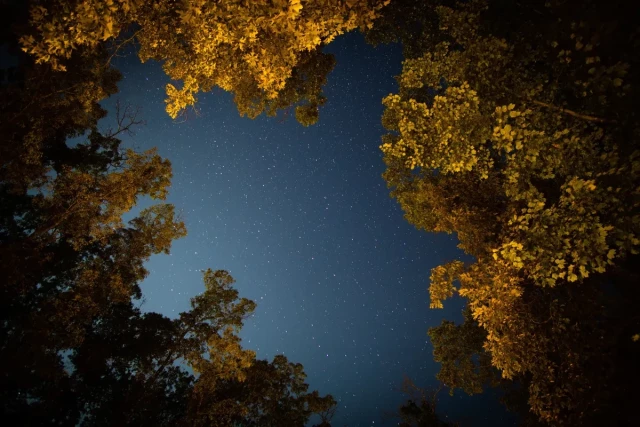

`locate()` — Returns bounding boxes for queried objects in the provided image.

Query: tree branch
[106,29,141,68]
[108,99,146,138]
[531,100,616,124]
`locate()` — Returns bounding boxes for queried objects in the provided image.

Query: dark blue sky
[106,32,516,427]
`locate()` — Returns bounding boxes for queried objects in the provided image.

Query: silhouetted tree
[1,8,336,424]
[388,377,456,427]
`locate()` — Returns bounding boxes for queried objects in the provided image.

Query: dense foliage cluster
[376,0,640,424]
[21,0,388,123]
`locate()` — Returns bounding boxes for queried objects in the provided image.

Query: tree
[428,308,499,395]
[21,0,389,123]
[387,377,456,427]
[180,270,339,426]
[188,353,337,426]
[2,12,336,424]
[1,17,191,418]
[378,0,640,424]
[364,0,447,60]
[66,268,257,427]
[63,303,194,426]
[428,310,549,427]
[2,267,336,426]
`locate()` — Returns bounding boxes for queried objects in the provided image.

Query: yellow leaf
[289,0,303,16]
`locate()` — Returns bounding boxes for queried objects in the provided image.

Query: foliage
[61,268,335,427]
[364,0,443,60]
[2,18,336,424]
[378,0,640,424]
[22,0,389,123]
[188,353,337,427]
[2,265,335,426]
[390,377,456,427]
[428,260,464,309]
[428,308,499,395]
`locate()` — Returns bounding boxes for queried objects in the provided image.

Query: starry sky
[106,32,517,427]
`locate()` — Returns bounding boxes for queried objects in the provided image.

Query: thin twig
[107,99,146,138]
[106,29,141,68]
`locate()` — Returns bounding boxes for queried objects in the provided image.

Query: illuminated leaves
[179,270,337,425]
[381,82,493,175]
[5,7,340,424]
[23,0,389,122]
[139,0,389,120]
[380,0,640,424]
[429,260,464,309]
[20,0,141,71]
[382,0,640,302]
[429,308,499,396]
[165,76,199,121]
[38,148,174,250]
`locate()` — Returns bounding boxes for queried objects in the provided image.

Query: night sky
[106,32,517,427]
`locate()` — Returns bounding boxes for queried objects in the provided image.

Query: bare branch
[107,99,146,138]
[173,104,201,124]
[106,29,141,68]
[531,100,616,124]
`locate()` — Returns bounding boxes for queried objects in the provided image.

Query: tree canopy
[378,0,640,424]
[6,0,640,425]
[1,8,336,423]
[21,0,389,123]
